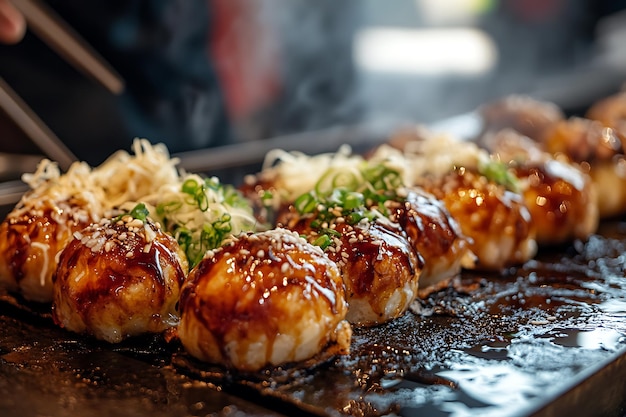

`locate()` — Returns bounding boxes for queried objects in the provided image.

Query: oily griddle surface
[2,222,626,417]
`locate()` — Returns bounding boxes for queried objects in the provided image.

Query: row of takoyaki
[0,91,619,373]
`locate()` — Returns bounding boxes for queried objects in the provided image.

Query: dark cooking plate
[1,220,626,417]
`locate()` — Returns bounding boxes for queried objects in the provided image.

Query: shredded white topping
[369,132,490,185]
[261,145,365,202]
[14,138,258,268]
[91,138,181,208]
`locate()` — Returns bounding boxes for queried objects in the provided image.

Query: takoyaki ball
[385,188,476,298]
[279,209,422,326]
[333,221,421,326]
[421,169,537,271]
[480,128,551,164]
[478,95,565,141]
[484,129,599,245]
[540,117,622,163]
[586,91,626,145]
[0,195,101,303]
[511,161,598,245]
[177,228,351,372]
[540,117,626,218]
[52,213,188,343]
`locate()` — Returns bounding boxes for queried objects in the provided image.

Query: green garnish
[152,175,257,269]
[312,234,333,250]
[113,202,149,222]
[298,162,402,250]
[478,160,520,193]
[129,203,149,221]
[178,213,233,267]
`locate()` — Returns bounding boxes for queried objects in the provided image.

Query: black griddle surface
[2,221,626,417]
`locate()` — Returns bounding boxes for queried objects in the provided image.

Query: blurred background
[2,0,626,180]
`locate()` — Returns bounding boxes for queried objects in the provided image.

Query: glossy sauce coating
[0,196,98,303]
[52,216,187,343]
[513,161,598,245]
[586,92,626,145]
[178,228,350,371]
[540,117,622,163]
[279,208,421,326]
[422,168,537,271]
[386,188,475,296]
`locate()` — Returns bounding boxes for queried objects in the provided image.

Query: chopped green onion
[182,178,198,195]
[113,202,149,223]
[294,192,317,214]
[312,234,332,250]
[479,160,520,192]
[129,203,149,221]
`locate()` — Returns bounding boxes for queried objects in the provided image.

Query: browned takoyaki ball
[52,214,188,343]
[0,195,101,303]
[511,161,598,245]
[386,188,475,297]
[540,117,626,218]
[484,129,599,245]
[278,208,422,326]
[586,91,626,145]
[421,168,537,271]
[177,228,351,372]
[478,94,565,141]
